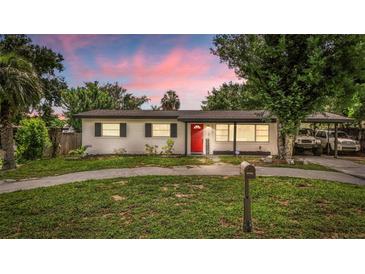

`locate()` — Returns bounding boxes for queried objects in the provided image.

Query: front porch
[183,121,278,156]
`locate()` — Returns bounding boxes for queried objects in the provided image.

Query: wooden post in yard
[184,122,188,156]
[240,161,256,233]
[334,123,338,158]
[327,123,330,155]
[233,122,237,156]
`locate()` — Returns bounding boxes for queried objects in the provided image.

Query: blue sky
[30,35,239,109]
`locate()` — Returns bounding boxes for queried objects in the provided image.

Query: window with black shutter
[145,123,152,137]
[170,123,177,137]
[95,123,101,137]
[120,123,127,137]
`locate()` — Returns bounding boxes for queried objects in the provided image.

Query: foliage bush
[48,117,66,128]
[15,118,51,161]
[145,144,158,155]
[113,147,127,155]
[161,138,175,155]
[68,146,88,157]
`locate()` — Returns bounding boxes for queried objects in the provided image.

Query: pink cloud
[35,35,240,109]
[37,35,113,80]
[95,47,239,107]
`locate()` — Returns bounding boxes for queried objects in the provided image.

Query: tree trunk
[359,122,363,152]
[277,121,295,160]
[0,101,16,170]
[358,122,362,141]
[277,122,286,159]
[49,127,62,158]
[284,134,295,160]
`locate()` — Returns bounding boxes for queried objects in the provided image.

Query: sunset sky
[30,35,240,109]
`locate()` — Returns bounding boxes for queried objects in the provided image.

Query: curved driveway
[0,163,364,194]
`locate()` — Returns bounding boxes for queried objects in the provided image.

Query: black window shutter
[95,123,101,137]
[170,123,177,137]
[120,123,127,137]
[145,123,152,137]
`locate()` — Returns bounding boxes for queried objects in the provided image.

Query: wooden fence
[59,132,82,155]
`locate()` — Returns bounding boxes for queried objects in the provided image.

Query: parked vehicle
[294,128,322,155]
[315,130,361,153]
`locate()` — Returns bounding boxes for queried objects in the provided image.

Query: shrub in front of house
[68,146,88,157]
[161,138,175,155]
[113,147,127,155]
[15,118,51,161]
[145,144,158,155]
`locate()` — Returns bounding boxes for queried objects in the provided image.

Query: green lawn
[0,155,213,181]
[0,154,337,181]
[219,156,336,171]
[1,176,364,239]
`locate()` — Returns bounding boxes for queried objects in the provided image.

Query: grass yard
[219,156,336,171]
[0,176,364,239]
[0,155,213,181]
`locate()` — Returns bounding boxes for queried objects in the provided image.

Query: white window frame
[255,124,269,142]
[102,123,120,137]
[229,124,256,142]
[215,124,270,142]
[215,124,230,141]
[152,123,170,137]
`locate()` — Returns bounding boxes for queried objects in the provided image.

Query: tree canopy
[212,34,365,158]
[0,53,42,169]
[0,34,67,124]
[160,90,180,110]
[62,82,150,131]
[347,85,365,123]
[201,81,264,110]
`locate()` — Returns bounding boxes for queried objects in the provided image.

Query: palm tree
[160,90,180,110]
[0,53,42,170]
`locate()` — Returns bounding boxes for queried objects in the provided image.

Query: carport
[304,112,354,158]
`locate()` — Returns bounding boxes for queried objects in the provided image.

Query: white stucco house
[74,110,352,156]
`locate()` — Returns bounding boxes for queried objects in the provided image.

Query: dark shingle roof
[74,110,353,123]
[74,109,180,119]
[177,110,274,122]
[304,112,354,123]
[74,109,275,122]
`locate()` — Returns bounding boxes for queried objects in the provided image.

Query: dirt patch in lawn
[175,193,194,198]
[112,195,126,201]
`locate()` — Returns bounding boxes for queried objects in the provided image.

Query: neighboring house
[74,110,353,156]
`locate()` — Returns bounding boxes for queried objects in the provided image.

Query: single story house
[74,110,353,156]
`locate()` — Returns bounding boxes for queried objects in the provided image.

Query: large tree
[346,84,365,140]
[347,87,365,123]
[212,35,365,159]
[201,81,264,110]
[160,90,180,110]
[0,53,42,169]
[0,35,66,126]
[62,82,150,131]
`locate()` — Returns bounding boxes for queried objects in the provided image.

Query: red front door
[191,124,204,153]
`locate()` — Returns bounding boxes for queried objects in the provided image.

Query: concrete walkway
[301,156,365,179]
[0,163,364,194]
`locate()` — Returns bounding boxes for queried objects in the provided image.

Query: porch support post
[233,122,237,155]
[184,122,188,156]
[327,123,330,155]
[334,122,338,158]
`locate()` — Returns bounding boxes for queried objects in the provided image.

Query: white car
[315,130,361,153]
[294,128,322,155]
